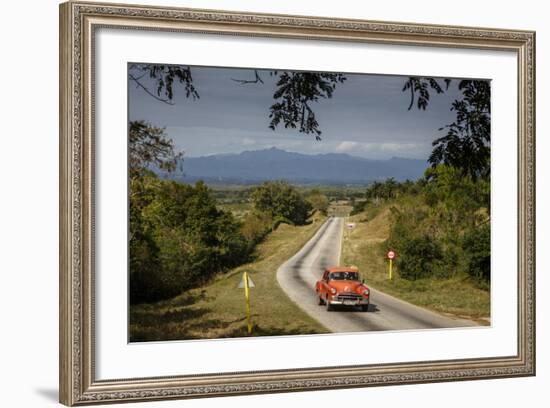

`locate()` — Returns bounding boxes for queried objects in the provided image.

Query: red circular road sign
[387,250,396,260]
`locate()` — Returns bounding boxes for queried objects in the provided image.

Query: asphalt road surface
[276,217,479,333]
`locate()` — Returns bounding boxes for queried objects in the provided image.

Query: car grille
[336,293,362,302]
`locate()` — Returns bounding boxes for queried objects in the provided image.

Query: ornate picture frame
[59,1,535,405]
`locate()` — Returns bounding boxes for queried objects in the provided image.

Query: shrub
[462,223,491,284]
[350,200,368,215]
[240,211,273,248]
[396,235,444,280]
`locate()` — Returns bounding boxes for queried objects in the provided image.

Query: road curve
[276,217,479,333]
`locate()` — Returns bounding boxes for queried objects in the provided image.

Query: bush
[350,200,368,215]
[240,211,273,249]
[462,223,491,284]
[396,235,444,280]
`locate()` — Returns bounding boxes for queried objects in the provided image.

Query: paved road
[276,217,479,333]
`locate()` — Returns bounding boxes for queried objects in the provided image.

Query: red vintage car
[315,266,370,311]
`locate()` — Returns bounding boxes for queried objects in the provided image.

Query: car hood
[328,280,366,293]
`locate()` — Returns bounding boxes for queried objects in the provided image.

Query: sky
[128,64,467,161]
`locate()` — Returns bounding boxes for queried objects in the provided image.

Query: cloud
[335,141,361,152]
[335,140,422,154]
[241,137,256,146]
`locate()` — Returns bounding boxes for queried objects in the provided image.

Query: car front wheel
[361,303,369,312]
[326,297,333,311]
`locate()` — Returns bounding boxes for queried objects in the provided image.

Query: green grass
[342,203,490,322]
[130,213,329,341]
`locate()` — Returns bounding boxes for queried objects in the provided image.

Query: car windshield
[329,272,359,281]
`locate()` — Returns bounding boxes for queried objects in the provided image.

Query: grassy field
[341,203,491,322]
[130,214,329,341]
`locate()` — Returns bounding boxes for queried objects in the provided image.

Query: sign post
[346,222,356,240]
[238,271,255,334]
[386,250,396,280]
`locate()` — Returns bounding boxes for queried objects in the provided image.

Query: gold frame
[59,1,536,405]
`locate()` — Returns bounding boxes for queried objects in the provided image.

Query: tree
[128,119,184,303]
[402,77,450,110]
[128,120,186,302]
[403,77,491,180]
[429,80,490,180]
[268,71,346,139]
[382,177,398,200]
[129,120,183,178]
[129,174,162,303]
[424,164,489,228]
[129,64,346,139]
[306,189,330,215]
[127,120,252,304]
[131,179,249,304]
[251,181,312,225]
[128,63,199,104]
[366,181,383,202]
[365,178,398,202]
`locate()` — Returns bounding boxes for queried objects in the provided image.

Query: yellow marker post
[239,271,255,334]
[387,250,396,280]
[243,271,252,334]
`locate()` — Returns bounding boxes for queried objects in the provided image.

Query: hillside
[160,147,427,185]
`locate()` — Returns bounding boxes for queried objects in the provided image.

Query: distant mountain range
[161,147,428,185]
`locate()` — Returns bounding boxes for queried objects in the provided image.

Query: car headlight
[363,289,370,296]
[330,288,337,295]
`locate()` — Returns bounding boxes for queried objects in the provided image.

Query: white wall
[0,0,546,407]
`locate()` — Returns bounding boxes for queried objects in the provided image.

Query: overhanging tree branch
[129,74,174,105]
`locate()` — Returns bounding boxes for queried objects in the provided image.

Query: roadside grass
[130,214,329,341]
[342,203,490,322]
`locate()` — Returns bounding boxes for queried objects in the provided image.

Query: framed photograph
[59,1,535,405]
